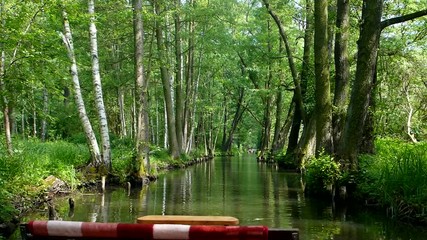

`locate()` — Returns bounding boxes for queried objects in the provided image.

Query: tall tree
[287,0,313,155]
[174,0,184,152]
[332,0,350,152]
[133,0,151,177]
[61,7,102,166]
[262,0,306,125]
[314,0,332,154]
[0,0,12,154]
[153,0,180,159]
[88,0,111,171]
[339,0,427,169]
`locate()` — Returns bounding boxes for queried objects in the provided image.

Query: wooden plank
[136,215,239,225]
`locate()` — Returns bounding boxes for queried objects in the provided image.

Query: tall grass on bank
[0,139,89,222]
[358,139,427,222]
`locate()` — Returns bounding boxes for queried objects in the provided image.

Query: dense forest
[0,0,426,233]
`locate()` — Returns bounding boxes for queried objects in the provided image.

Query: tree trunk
[185,47,202,153]
[174,0,184,152]
[183,2,195,152]
[61,8,102,166]
[112,43,127,138]
[271,88,283,154]
[333,0,350,153]
[118,87,127,138]
[286,0,312,155]
[133,0,151,177]
[153,0,180,159]
[259,21,273,159]
[221,88,245,153]
[263,0,306,123]
[41,86,48,141]
[0,1,12,155]
[89,0,111,171]
[339,0,382,169]
[403,81,418,143]
[314,0,332,154]
[297,116,316,169]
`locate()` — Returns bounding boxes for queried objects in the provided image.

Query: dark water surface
[20,155,427,239]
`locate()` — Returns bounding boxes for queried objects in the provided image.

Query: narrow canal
[20,155,427,239]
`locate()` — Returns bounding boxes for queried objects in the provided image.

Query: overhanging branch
[381,9,427,30]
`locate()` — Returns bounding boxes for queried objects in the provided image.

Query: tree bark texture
[89,0,111,171]
[61,8,102,166]
[287,0,312,156]
[174,0,184,152]
[333,0,350,153]
[314,0,332,154]
[133,0,151,177]
[153,0,180,159]
[339,0,382,169]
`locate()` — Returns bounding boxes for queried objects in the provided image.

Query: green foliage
[110,137,135,183]
[0,139,89,223]
[305,151,342,195]
[275,152,298,169]
[357,139,427,221]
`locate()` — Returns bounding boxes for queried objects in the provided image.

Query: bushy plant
[305,151,342,195]
[357,139,427,221]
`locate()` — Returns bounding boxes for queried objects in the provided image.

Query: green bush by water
[305,151,342,195]
[357,139,427,222]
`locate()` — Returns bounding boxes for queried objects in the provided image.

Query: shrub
[305,151,342,195]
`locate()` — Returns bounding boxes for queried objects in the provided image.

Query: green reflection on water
[20,155,427,240]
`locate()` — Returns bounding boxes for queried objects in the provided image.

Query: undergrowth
[0,139,89,222]
[357,139,427,223]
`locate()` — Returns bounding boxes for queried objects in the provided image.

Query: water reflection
[21,155,427,240]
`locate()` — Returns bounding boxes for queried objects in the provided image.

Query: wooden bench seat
[137,215,239,226]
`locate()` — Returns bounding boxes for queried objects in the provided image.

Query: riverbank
[301,139,427,225]
[0,138,213,239]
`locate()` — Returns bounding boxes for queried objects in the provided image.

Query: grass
[0,139,89,222]
[357,139,427,222]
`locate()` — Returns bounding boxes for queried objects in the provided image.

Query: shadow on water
[13,154,427,240]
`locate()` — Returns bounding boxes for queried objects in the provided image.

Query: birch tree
[88,0,111,171]
[61,7,102,166]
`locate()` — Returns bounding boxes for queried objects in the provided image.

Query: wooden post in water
[127,182,131,196]
[101,176,106,193]
[68,198,75,218]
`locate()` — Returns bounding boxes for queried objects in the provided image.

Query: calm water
[20,155,427,239]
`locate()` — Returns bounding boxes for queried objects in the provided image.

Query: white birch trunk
[41,86,48,141]
[89,0,111,170]
[1,0,13,155]
[403,81,418,143]
[61,8,101,166]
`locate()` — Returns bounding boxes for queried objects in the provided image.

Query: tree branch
[381,9,427,30]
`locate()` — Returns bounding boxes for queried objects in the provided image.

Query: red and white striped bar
[27,221,269,240]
